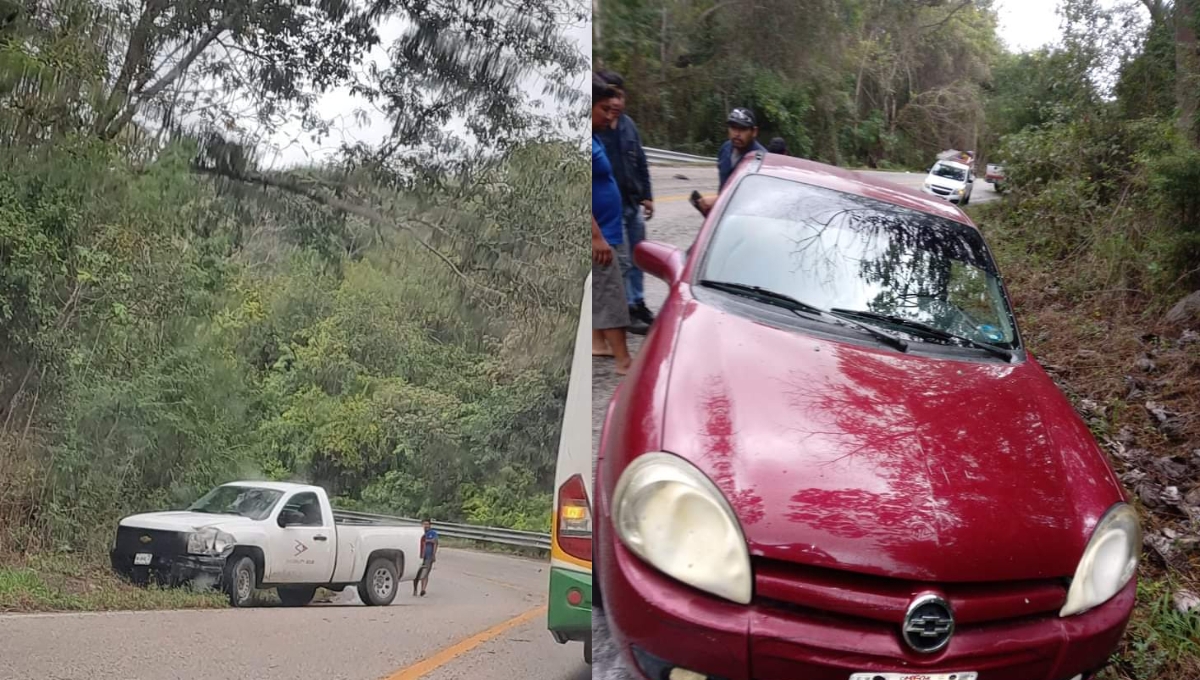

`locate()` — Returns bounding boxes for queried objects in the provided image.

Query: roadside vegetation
[0,0,589,610]
[601,0,1200,675]
[0,554,226,612]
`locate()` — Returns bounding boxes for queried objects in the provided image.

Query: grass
[0,553,227,613]
[1108,577,1200,679]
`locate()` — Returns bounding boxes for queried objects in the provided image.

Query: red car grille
[752,557,1068,626]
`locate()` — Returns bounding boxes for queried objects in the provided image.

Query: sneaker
[631,301,656,325]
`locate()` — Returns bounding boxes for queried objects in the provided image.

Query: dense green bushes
[990,114,1200,301]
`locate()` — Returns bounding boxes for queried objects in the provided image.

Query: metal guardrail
[644,147,716,166]
[332,510,551,550]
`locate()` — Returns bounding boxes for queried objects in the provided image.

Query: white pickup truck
[109,481,424,607]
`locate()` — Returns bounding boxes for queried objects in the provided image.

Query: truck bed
[331,509,417,526]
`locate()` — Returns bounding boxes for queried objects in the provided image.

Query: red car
[595,151,1140,680]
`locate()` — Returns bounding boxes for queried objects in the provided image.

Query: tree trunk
[96,0,169,136]
[1178,0,1199,145]
[660,6,668,87]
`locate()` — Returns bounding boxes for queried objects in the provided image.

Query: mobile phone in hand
[689,190,703,211]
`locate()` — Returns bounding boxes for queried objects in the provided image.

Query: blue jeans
[620,203,646,306]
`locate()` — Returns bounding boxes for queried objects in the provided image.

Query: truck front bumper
[110,550,226,588]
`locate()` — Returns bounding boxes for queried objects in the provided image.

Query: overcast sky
[995,0,1064,52]
[262,12,591,169]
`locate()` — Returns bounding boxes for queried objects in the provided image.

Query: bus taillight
[557,473,592,561]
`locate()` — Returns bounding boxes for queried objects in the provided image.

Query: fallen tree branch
[919,0,972,32]
[192,164,506,300]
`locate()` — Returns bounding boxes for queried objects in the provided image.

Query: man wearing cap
[696,108,766,215]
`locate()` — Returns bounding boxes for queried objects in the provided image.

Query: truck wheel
[584,639,592,665]
[357,557,398,606]
[277,586,317,607]
[225,556,257,608]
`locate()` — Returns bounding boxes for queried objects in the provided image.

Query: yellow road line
[459,571,528,593]
[657,193,689,203]
[381,604,548,680]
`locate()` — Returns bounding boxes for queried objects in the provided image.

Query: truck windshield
[188,486,283,520]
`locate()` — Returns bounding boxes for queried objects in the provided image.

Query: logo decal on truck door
[293,540,308,557]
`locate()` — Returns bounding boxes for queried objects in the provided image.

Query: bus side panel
[548,274,593,641]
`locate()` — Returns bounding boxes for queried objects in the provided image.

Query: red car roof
[749,152,977,229]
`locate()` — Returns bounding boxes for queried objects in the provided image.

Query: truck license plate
[134,553,152,566]
[849,674,978,680]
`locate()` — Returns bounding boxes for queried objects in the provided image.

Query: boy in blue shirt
[414,518,438,597]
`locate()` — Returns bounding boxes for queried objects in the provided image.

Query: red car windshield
[700,174,1019,348]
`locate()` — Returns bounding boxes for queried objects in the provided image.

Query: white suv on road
[921,159,975,205]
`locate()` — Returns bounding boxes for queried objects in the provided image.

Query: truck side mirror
[278,509,304,527]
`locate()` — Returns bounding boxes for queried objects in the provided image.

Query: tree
[1177,0,1199,143]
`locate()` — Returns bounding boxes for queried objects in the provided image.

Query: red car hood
[658,300,1122,583]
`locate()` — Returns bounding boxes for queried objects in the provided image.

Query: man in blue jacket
[696,107,766,216]
[595,70,655,334]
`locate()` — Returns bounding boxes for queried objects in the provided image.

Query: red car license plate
[849,674,978,680]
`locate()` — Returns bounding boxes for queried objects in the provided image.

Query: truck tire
[225,555,257,608]
[357,557,398,606]
[584,639,592,665]
[277,586,317,607]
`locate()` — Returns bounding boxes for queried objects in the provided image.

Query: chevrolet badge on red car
[595,151,1140,680]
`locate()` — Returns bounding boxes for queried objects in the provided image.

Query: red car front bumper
[598,519,1134,680]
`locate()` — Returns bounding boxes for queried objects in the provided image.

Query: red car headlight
[612,452,752,604]
[1060,503,1140,617]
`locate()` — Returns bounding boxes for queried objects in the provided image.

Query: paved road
[590,163,1000,680]
[0,549,588,680]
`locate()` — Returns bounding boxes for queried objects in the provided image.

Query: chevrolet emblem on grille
[902,594,955,653]
[139,535,152,544]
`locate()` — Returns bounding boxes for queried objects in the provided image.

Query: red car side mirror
[634,241,685,285]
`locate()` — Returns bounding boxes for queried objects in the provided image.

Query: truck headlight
[1060,503,1140,617]
[188,527,236,555]
[611,452,752,604]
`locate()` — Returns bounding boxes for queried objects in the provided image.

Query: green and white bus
[547,273,593,664]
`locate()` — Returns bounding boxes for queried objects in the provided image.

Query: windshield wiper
[829,308,1014,361]
[699,280,908,353]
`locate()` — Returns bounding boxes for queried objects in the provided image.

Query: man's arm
[697,142,732,216]
[629,118,652,203]
[593,216,613,265]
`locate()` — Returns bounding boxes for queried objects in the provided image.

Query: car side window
[282,492,323,527]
